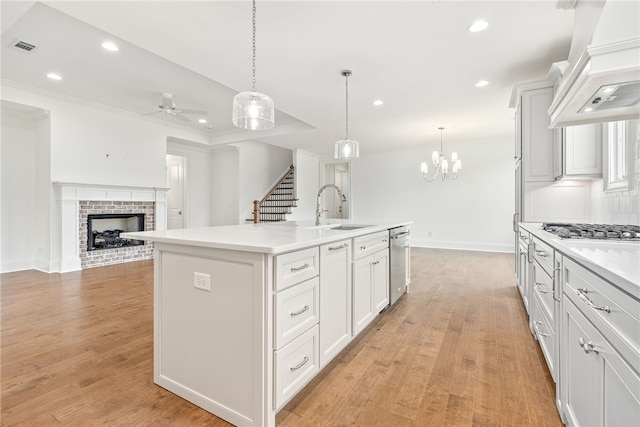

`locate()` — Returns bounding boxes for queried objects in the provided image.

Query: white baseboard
[0,258,34,274]
[411,238,514,253]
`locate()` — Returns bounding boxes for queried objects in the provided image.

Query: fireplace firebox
[87,213,144,251]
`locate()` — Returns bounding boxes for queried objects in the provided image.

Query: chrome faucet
[315,184,347,226]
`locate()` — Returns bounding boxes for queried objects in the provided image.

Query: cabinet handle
[578,337,600,355]
[534,283,549,294]
[290,305,309,317]
[552,267,561,302]
[360,245,366,250]
[576,288,611,313]
[533,321,550,337]
[328,243,348,251]
[534,249,548,257]
[382,239,388,243]
[290,263,309,272]
[290,356,309,371]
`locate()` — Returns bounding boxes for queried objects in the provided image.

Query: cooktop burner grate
[542,223,640,240]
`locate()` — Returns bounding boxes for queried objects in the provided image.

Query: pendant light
[420,127,462,181]
[335,70,360,159]
[232,0,274,130]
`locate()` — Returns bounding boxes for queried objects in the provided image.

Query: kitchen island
[122,219,411,427]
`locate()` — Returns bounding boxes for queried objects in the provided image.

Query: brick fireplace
[53,183,168,272]
[79,201,155,269]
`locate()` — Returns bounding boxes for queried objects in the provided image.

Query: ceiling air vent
[12,40,38,53]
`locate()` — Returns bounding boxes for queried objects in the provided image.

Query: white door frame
[166,153,188,229]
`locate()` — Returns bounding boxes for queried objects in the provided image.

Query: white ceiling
[1,1,575,156]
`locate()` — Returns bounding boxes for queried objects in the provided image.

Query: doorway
[166,154,186,229]
[322,161,350,219]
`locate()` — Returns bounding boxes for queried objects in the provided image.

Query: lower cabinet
[561,257,640,427]
[353,248,389,336]
[319,239,352,368]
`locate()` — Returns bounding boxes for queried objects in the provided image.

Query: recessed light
[602,86,616,94]
[46,72,62,80]
[475,80,489,87]
[101,41,119,52]
[372,99,384,106]
[468,20,489,33]
[583,107,594,112]
[198,119,207,124]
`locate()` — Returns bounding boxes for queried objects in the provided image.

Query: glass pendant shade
[232,91,275,130]
[335,139,360,159]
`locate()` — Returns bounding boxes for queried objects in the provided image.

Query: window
[603,120,629,192]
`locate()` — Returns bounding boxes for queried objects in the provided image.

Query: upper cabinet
[520,86,556,182]
[554,124,603,180]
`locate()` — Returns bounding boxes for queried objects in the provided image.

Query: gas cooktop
[542,223,640,241]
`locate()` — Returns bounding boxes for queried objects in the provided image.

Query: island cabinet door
[319,239,352,368]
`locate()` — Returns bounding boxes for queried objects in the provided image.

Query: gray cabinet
[554,124,602,180]
[560,256,640,426]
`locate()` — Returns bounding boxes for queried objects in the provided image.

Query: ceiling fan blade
[175,109,208,115]
[173,113,190,122]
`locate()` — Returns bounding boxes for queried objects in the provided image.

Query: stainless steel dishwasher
[389,226,410,306]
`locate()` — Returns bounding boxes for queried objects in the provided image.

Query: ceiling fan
[143,92,207,122]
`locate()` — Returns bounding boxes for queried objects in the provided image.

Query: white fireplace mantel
[52,182,168,272]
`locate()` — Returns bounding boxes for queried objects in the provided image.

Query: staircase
[248,165,298,223]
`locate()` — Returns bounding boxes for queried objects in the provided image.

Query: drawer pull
[290,263,309,272]
[290,356,309,372]
[578,337,600,355]
[290,305,309,317]
[534,283,549,294]
[328,243,348,251]
[360,245,367,250]
[534,249,548,257]
[533,321,550,338]
[576,288,611,313]
[382,239,388,243]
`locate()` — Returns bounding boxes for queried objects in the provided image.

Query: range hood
[548,38,640,128]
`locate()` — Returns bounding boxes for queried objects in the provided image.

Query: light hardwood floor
[1,248,562,426]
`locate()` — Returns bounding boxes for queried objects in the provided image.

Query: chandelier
[232,0,275,131]
[335,70,360,159]
[420,127,461,181]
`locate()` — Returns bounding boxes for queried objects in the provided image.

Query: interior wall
[231,141,293,222]
[210,147,240,226]
[2,83,210,189]
[1,109,38,272]
[287,150,320,222]
[351,136,515,253]
[35,111,52,271]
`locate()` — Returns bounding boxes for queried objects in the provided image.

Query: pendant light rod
[334,69,359,159]
[251,0,257,92]
[232,0,275,130]
[342,70,351,140]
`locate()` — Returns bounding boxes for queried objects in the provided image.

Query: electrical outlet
[193,272,211,291]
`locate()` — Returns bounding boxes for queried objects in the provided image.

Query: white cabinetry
[561,257,640,427]
[516,227,531,315]
[522,87,556,182]
[530,236,560,383]
[352,231,389,336]
[319,239,352,368]
[274,248,321,409]
[554,124,602,180]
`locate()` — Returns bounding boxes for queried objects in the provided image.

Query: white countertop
[519,222,640,297]
[122,219,412,255]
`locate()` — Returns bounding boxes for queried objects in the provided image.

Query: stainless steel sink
[329,225,372,230]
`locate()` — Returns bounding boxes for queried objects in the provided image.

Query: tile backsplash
[590,120,640,225]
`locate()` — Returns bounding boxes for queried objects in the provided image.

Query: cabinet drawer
[532,292,557,382]
[275,247,319,291]
[532,261,555,327]
[275,277,319,349]
[532,236,554,276]
[353,230,389,261]
[564,257,640,363]
[274,324,319,409]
